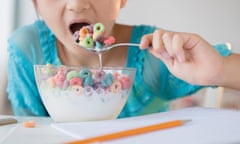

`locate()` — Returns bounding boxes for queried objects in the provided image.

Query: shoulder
[7,20,53,63]
[8,21,41,63]
[128,24,157,44]
[8,21,43,47]
[133,24,157,35]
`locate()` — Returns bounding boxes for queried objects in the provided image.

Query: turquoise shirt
[7,20,231,117]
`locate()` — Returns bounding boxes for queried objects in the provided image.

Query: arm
[216,54,240,89]
[139,29,240,90]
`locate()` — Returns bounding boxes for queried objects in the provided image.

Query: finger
[152,29,165,53]
[162,32,175,57]
[172,33,186,62]
[151,29,175,66]
[149,48,173,68]
[140,34,153,49]
[182,33,204,50]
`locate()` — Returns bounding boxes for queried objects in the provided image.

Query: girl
[7,0,232,117]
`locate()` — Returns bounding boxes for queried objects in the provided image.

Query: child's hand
[139,29,224,86]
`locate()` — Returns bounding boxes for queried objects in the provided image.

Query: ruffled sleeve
[7,20,59,116]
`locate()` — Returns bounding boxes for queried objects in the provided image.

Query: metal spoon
[75,42,140,54]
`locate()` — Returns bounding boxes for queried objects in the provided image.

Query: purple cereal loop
[83,86,94,97]
[92,82,103,90]
[86,25,93,34]
[73,31,80,42]
[94,70,106,82]
[95,87,105,95]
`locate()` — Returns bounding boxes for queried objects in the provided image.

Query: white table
[1,107,240,144]
[0,115,75,144]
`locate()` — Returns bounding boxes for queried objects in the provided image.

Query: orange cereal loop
[23,120,36,128]
[110,80,122,93]
[72,85,83,96]
[47,77,56,88]
[79,27,89,37]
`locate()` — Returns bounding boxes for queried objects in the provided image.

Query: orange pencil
[65,119,191,144]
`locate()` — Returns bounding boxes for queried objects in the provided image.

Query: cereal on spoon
[73,23,116,50]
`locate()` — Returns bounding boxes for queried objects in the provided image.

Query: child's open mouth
[69,22,90,34]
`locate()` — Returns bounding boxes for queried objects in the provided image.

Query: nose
[67,0,90,13]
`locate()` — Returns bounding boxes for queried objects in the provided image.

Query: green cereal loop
[79,68,92,79]
[80,37,94,48]
[66,70,79,80]
[93,23,105,34]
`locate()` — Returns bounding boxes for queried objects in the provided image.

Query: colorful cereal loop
[109,80,122,93]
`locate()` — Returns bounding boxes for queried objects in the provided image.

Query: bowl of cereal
[34,64,136,122]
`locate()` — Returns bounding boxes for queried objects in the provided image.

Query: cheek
[41,9,67,36]
[96,1,122,20]
[37,2,65,31]
[44,14,64,34]
[96,5,121,30]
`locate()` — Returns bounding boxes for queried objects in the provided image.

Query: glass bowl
[34,64,136,122]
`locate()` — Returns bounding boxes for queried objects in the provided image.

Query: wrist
[208,57,225,86]
[210,54,240,89]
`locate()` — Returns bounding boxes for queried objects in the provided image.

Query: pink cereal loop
[120,76,131,89]
[69,77,82,86]
[104,36,116,45]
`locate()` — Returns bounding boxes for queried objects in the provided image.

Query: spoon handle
[105,43,140,51]
[111,43,140,48]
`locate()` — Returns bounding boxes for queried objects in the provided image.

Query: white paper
[51,107,240,144]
